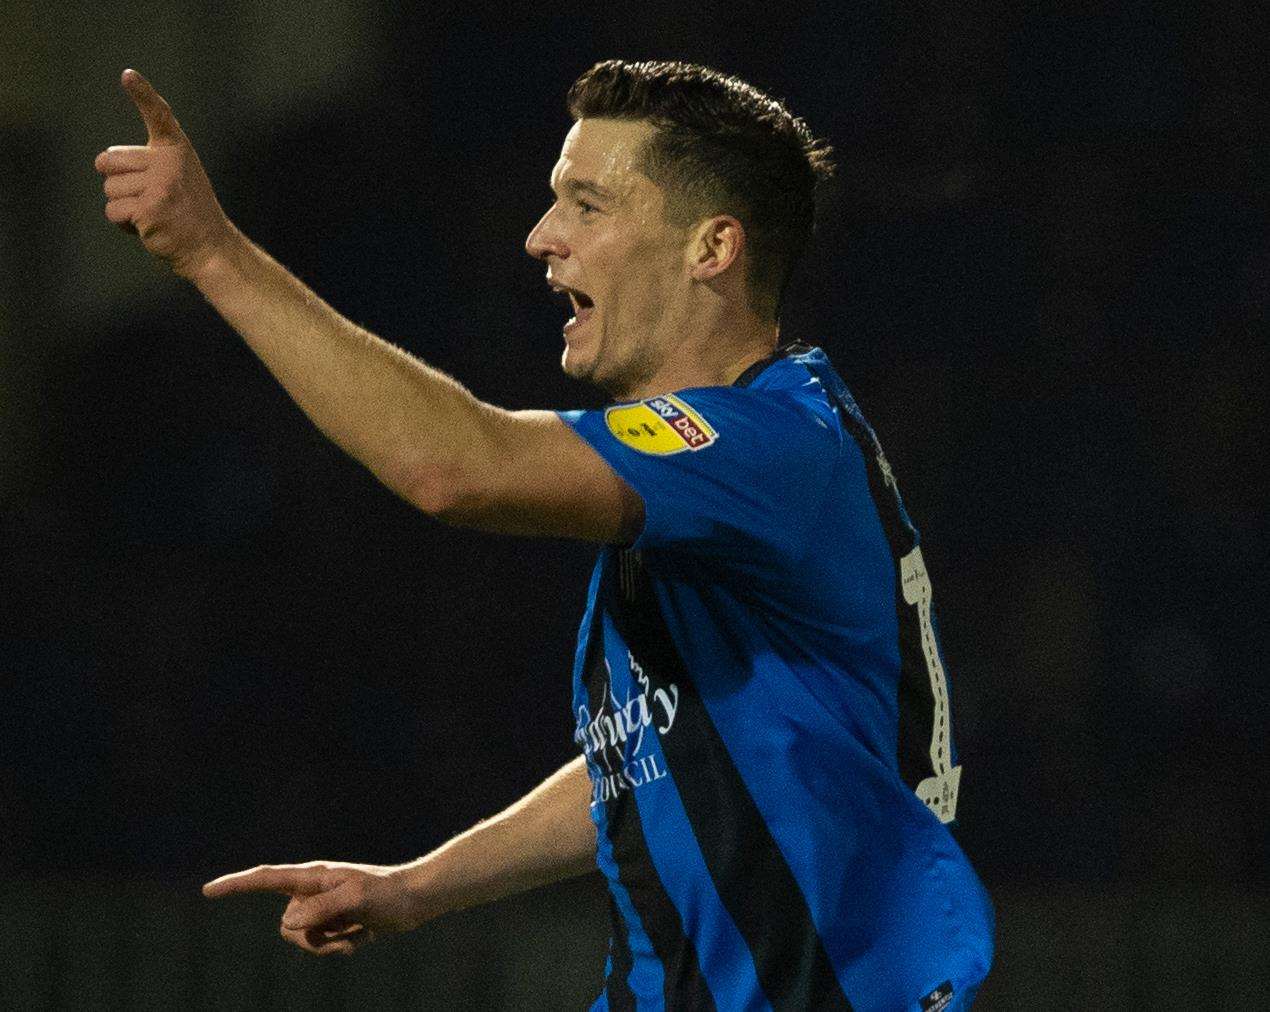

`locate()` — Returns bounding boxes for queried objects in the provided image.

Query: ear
[686,214,745,282]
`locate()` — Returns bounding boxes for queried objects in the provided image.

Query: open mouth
[550,282,596,334]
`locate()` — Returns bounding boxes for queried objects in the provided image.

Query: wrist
[183,221,249,292]
[392,854,455,930]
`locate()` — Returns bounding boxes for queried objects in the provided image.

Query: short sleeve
[558,385,839,568]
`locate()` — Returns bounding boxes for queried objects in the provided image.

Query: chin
[560,343,585,376]
[561,343,599,384]
[561,331,644,398]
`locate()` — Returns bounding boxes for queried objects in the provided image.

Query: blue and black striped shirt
[558,345,994,1011]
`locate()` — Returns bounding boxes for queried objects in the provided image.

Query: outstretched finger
[203,864,329,899]
[121,68,184,145]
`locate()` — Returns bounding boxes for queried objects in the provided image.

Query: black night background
[1,3,1265,1007]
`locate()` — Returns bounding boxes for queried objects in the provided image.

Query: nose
[525,205,569,262]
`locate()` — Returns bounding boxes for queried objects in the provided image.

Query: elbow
[401,404,509,526]
[404,460,487,525]
[402,460,463,520]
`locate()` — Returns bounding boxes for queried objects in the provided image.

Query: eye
[577,199,599,215]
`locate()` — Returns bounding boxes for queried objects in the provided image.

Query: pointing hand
[202,860,421,957]
[94,69,235,281]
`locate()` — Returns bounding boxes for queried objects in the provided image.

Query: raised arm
[203,755,596,956]
[94,69,641,543]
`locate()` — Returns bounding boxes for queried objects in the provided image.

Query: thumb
[121,68,184,144]
[282,879,360,931]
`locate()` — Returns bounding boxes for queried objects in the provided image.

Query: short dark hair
[567,59,835,320]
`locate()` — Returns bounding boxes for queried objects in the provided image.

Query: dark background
[2,2,1266,1007]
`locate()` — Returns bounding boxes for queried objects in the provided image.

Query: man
[96,60,994,1009]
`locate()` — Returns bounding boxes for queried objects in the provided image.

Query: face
[525,118,690,398]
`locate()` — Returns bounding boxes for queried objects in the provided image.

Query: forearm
[192,227,497,510]
[392,755,596,927]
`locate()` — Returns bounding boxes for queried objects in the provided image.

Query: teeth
[548,281,591,315]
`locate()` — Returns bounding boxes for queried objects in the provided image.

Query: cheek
[597,225,681,324]
[613,249,670,307]
[628,259,678,322]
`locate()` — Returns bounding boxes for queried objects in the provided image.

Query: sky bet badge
[606,394,718,455]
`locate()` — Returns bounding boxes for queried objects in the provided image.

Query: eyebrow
[558,178,617,202]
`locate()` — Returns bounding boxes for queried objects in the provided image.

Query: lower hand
[202,860,420,957]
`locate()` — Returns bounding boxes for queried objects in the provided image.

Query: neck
[621,308,781,400]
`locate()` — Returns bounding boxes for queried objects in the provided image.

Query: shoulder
[672,356,842,455]
[573,384,838,478]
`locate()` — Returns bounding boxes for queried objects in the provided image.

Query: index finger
[202,864,329,900]
[120,68,184,144]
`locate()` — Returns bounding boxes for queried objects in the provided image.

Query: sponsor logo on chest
[575,649,680,807]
